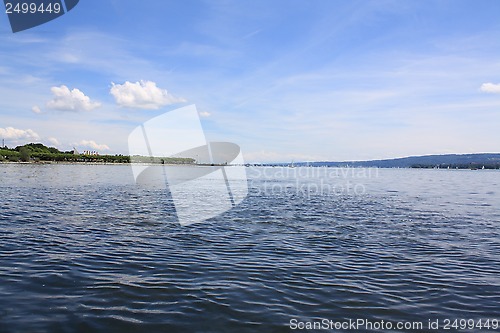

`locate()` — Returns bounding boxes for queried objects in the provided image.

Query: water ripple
[0,165,499,332]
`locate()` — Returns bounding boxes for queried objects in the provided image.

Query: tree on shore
[19,147,30,162]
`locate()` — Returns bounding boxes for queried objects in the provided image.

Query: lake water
[0,164,499,332]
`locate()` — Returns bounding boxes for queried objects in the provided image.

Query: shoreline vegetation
[1,143,499,169]
[0,143,194,165]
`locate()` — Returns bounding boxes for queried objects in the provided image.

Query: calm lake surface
[0,164,499,332]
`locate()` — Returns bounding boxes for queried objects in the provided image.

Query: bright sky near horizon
[1,0,500,162]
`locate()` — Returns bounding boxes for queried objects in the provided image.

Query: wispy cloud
[242,29,262,40]
[45,31,166,81]
[244,150,321,163]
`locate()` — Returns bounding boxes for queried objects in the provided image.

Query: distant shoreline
[2,144,500,169]
[1,161,499,170]
[0,161,233,167]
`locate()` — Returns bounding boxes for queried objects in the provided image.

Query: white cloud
[480,83,500,94]
[47,137,60,146]
[110,80,186,109]
[32,105,42,114]
[76,140,110,151]
[0,127,40,140]
[46,85,101,112]
[199,111,211,117]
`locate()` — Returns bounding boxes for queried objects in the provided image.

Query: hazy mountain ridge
[295,153,500,169]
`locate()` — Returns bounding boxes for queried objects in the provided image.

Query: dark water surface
[0,164,499,332]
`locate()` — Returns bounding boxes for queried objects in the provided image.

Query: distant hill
[295,153,500,169]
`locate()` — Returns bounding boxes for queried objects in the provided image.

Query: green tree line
[0,143,193,164]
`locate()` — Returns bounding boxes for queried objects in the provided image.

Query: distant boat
[289,160,295,168]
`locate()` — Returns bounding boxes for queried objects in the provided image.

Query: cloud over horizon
[110,80,186,109]
[480,83,500,94]
[46,85,101,112]
[47,137,60,147]
[0,127,40,141]
[76,140,110,151]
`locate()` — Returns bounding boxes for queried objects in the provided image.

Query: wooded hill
[0,143,194,164]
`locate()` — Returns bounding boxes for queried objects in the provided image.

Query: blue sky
[1,0,500,162]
